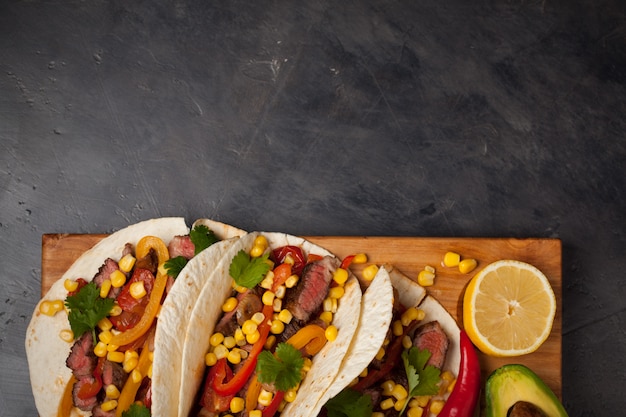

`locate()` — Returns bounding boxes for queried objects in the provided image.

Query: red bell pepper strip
[200,358,235,412]
[340,255,355,270]
[212,304,274,396]
[438,329,481,417]
[262,390,285,417]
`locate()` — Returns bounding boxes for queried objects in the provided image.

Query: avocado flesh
[485,364,568,417]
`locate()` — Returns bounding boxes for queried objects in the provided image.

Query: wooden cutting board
[41,234,563,403]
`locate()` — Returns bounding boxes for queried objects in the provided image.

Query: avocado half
[485,364,568,417]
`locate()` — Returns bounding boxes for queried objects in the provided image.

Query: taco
[169,231,363,417]
[25,217,245,417]
[317,264,461,417]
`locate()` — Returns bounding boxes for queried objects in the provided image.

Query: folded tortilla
[172,231,363,417]
[25,217,244,417]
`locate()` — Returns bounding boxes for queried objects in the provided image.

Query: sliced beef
[214,290,263,336]
[102,360,127,388]
[168,235,195,259]
[122,242,134,257]
[92,406,116,417]
[135,248,158,274]
[92,258,122,298]
[66,333,97,378]
[412,321,449,369]
[71,376,99,411]
[283,256,338,322]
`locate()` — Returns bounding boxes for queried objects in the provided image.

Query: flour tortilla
[25,217,243,417]
[175,231,363,417]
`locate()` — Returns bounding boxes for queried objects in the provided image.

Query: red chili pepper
[340,255,355,270]
[262,390,285,417]
[212,304,274,396]
[438,329,481,417]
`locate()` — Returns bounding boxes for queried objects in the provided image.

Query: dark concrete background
[1,0,625,415]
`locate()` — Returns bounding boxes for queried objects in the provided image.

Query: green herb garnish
[400,347,441,415]
[190,224,219,255]
[325,388,373,417]
[256,343,304,391]
[164,255,188,279]
[229,249,271,288]
[121,403,151,417]
[65,281,115,340]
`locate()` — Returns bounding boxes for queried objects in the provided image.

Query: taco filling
[194,234,354,417]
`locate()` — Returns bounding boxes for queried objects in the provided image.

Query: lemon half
[463,260,556,357]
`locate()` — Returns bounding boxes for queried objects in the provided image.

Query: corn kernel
[319,311,333,324]
[284,389,297,403]
[359,367,369,378]
[147,363,153,378]
[272,297,282,313]
[101,400,118,412]
[262,291,275,306]
[430,400,445,414]
[99,330,113,344]
[205,352,218,367]
[375,347,386,361]
[381,380,395,396]
[392,320,403,336]
[39,300,54,316]
[118,254,136,273]
[98,317,113,331]
[64,279,79,293]
[325,325,338,341]
[130,281,147,299]
[109,305,122,317]
[131,369,142,383]
[277,309,293,324]
[443,252,460,267]
[302,358,312,372]
[59,329,74,343]
[251,312,266,325]
[234,328,245,344]
[328,286,345,299]
[254,235,268,249]
[353,253,368,264]
[99,279,112,298]
[107,351,125,363]
[223,336,237,349]
[149,351,154,361]
[380,398,395,410]
[362,264,379,281]
[250,245,265,258]
[407,406,424,417]
[417,270,435,287]
[260,273,274,289]
[323,297,337,313]
[246,330,261,344]
[230,397,245,414]
[372,413,385,417]
[210,333,225,347]
[227,350,241,365]
[391,384,408,400]
[94,341,108,357]
[105,384,120,399]
[265,335,276,350]
[222,297,238,313]
[124,349,138,361]
[283,254,295,266]
[124,357,139,373]
[213,344,229,360]
[448,378,457,393]
[333,268,349,285]
[459,258,478,274]
[249,410,262,417]
[274,285,286,299]
[395,398,407,411]
[270,319,285,334]
[237,348,249,359]
[401,307,420,326]
[284,274,299,288]
[402,335,413,349]
[242,320,258,335]
[258,389,273,407]
[441,370,455,382]
[415,396,431,407]
[107,344,119,352]
[110,270,127,288]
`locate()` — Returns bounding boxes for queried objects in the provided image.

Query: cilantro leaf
[325,388,373,417]
[64,281,115,339]
[229,250,271,288]
[256,343,304,391]
[164,255,188,279]
[190,224,219,255]
[121,403,151,417]
[400,347,441,415]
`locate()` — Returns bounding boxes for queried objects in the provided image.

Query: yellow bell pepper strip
[115,338,153,417]
[212,304,274,396]
[57,375,76,417]
[245,373,262,412]
[135,236,170,265]
[285,324,327,356]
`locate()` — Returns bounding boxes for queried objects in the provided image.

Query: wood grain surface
[41,234,562,403]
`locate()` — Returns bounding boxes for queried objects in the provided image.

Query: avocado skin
[485,364,568,417]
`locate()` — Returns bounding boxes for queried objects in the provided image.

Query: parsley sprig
[65,281,115,340]
[256,343,304,391]
[121,403,151,417]
[400,347,441,415]
[164,225,220,278]
[325,388,373,417]
[229,250,271,288]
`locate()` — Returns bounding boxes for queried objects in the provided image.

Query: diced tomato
[77,357,104,399]
[271,263,292,292]
[115,268,155,311]
[272,246,307,275]
[68,278,88,296]
[109,304,146,331]
[200,358,234,413]
[307,253,324,264]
